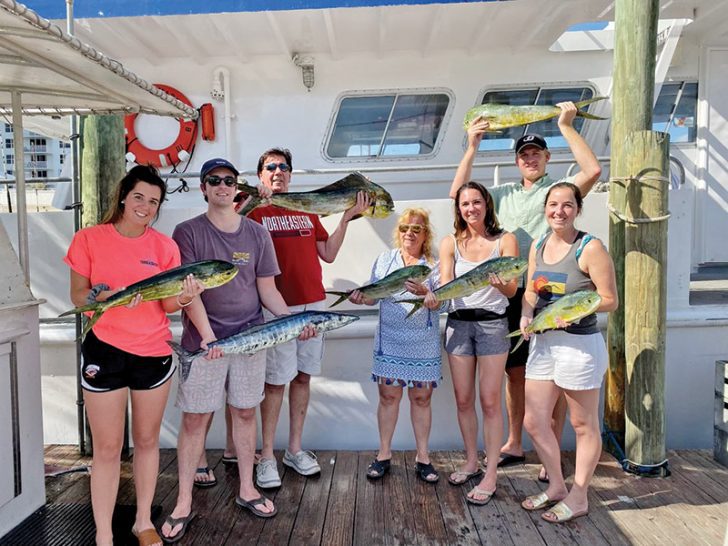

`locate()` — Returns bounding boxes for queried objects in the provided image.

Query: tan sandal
[131,526,163,546]
[542,501,588,523]
[521,491,558,511]
[466,487,495,506]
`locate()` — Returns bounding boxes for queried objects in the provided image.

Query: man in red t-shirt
[247,147,370,488]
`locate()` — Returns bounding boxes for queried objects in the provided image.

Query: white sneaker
[256,457,281,488]
[283,449,321,476]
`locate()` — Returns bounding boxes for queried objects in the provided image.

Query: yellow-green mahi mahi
[326,264,432,308]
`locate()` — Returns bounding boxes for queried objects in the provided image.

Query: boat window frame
[322,87,455,163]
[466,82,601,155]
[652,80,698,146]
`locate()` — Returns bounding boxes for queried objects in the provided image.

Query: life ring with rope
[124,84,198,169]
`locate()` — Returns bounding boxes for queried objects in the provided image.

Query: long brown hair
[102,165,167,225]
[392,208,435,264]
[453,181,502,240]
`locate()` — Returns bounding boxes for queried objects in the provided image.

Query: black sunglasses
[264,162,290,172]
[205,175,237,187]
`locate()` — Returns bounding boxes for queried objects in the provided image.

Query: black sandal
[415,461,439,483]
[366,458,391,479]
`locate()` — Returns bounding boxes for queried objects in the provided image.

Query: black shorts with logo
[80,329,175,392]
[506,287,529,369]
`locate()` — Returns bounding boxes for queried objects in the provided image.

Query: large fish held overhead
[506,290,602,353]
[326,264,432,308]
[59,260,238,338]
[462,97,608,131]
[237,172,394,219]
[168,311,359,381]
[400,256,527,318]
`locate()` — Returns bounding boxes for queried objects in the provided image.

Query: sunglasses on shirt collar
[264,162,291,172]
[205,175,237,187]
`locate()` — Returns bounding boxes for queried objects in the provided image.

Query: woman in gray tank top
[518,182,618,523]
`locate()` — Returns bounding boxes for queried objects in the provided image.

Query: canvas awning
[0,0,199,282]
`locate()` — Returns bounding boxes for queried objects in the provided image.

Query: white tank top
[450,234,508,314]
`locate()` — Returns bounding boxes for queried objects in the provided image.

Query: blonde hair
[392,208,435,264]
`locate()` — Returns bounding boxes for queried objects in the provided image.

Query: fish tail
[166,341,200,368]
[510,336,524,354]
[325,291,349,308]
[575,96,608,120]
[236,184,262,216]
[405,301,423,319]
[79,311,104,340]
[59,302,99,317]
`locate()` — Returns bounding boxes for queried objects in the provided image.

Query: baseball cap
[515,134,548,154]
[200,158,239,182]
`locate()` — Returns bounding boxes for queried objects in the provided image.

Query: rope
[602,425,671,477]
[607,204,671,224]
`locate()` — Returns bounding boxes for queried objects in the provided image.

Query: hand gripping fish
[168,311,359,382]
[326,264,432,307]
[236,172,394,219]
[506,290,602,353]
[400,256,527,318]
[59,260,238,338]
[463,97,608,131]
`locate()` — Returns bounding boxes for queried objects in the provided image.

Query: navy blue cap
[200,158,239,182]
[515,134,548,154]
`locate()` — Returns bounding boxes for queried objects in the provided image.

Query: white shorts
[525,330,608,391]
[263,300,326,385]
[176,350,266,413]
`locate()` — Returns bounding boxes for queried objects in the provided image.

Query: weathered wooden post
[80,115,125,226]
[623,131,669,472]
[604,0,659,455]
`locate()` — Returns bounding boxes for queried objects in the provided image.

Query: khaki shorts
[263,300,326,385]
[525,330,608,391]
[176,351,266,413]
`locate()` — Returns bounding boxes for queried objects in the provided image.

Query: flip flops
[484,452,526,467]
[414,461,439,483]
[235,495,277,518]
[447,468,483,486]
[542,501,588,523]
[193,466,217,488]
[160,511,197,544]
[366,458,391,479]
[222,455,238,466]
[466,487,495,506]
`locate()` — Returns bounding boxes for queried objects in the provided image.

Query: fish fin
[236,184,262,216]
[505,329,521,338]
[59,302,99,317]
[510,336,524,354]
[405,301,423,319]
[325,291,349,308]
[167,341,203,382]
[80,311,104,340]
[575,96,608,109]
[316,172,371,193]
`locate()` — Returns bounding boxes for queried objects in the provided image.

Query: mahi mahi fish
[401,256,527,318]
[506,290,602,353]
[168,311,359,381]
[237,172,394,219]
[326,264,432,308]
[462,97,608,131]
[59,260,238,338]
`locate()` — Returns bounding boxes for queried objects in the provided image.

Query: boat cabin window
[653,82,697,144]
[325,92,450,159]
[476,86,595,152]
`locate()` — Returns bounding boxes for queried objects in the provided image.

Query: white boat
[1,0,727,465]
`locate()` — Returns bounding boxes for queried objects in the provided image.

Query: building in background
[2,123,69,180]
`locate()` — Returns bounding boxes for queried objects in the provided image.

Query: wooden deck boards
[30,448,728,545]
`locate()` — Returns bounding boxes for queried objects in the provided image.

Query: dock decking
[16,446,728,545]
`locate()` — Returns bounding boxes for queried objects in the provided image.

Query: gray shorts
[263,300,326,385]
[444,316,510,356]
[176,351,266,413]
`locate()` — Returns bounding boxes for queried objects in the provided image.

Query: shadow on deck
[3,446,726,545]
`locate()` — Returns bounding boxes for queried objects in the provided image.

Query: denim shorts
[444,316,510,356]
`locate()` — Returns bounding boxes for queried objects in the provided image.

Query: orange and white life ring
[124,84,198,168]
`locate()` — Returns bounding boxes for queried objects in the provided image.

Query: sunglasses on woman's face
[205,175,237,187]
[398,223,424,234]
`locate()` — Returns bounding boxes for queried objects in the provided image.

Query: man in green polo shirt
[449,102,602,480]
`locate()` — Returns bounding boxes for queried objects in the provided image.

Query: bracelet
[176,294,193,308]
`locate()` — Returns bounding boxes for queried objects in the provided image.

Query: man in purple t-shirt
[161,158,312,540]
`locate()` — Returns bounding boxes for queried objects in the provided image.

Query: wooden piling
[623,130,669,466]
[80,115,125,226]
[605,0,659,454]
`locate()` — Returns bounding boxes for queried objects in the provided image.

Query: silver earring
[120,200,125,204]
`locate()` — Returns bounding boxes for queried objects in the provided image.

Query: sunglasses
[398,223,424,234]
[264,162,291,172]
[205,175,237,187]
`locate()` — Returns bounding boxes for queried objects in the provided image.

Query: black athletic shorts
[506,287,529,369]
[80,329,175,392]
